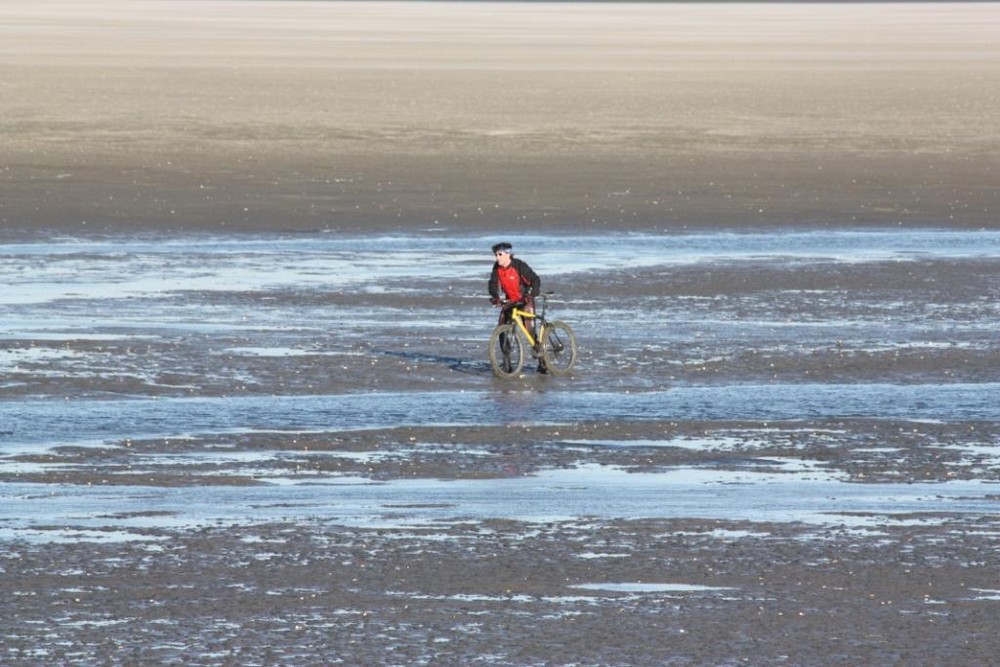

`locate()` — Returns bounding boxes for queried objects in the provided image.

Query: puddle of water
[577,552,631,560]
[0,527,168,545]
[0,228,993,299]
[565,437,748,451]
[3,229,997,290]
[222,347,344,357]
[927,589,1000,605]
[0,464,995,540]
[387,592,584,604]
[968,589,1000,601]
[570,583,736,594]
[2,384,997,448]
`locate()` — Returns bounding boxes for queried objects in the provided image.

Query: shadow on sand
[376,349,492,376]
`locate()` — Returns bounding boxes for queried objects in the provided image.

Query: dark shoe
[537,360,548,374]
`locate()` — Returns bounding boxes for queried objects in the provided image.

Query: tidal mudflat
[2,2,999,665]
[2,229,998,665]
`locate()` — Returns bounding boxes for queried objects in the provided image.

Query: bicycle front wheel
[540,321,577,376]
[488,323,525,378]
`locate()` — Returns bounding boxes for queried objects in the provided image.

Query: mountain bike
[488,291,577,378]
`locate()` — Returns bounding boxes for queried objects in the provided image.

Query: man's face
[495,250,512,267]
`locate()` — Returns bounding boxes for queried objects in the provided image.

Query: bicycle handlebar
[495,291,554,306]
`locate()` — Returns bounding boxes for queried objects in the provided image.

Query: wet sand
[2,2,1000,666]
[2,1,999,237]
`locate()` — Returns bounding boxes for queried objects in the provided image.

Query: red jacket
[488,257,540,302]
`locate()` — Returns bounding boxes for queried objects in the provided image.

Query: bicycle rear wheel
[488,323,525,378]
[540,321,577,376]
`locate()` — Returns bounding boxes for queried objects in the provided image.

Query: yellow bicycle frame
[507,305,540,347]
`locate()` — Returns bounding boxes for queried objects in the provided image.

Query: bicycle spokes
[500,334,513,372]
[539,321,577,376]
[489,324,525,377]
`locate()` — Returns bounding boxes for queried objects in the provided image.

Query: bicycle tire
[488,323,525,378]
[540,320,577,376]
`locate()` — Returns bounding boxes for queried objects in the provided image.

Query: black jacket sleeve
[488,263,501,300]
[514,258,541,298]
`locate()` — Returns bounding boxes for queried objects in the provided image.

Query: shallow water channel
[1,228,998,539]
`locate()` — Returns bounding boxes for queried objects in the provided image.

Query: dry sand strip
[2,1,999,235]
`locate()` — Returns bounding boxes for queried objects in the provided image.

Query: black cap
[491,242,513,254]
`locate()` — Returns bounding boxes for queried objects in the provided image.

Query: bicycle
[488,291,578,378]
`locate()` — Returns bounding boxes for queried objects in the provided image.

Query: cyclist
[488,242,545,372]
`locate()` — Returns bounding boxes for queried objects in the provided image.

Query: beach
[1,2,999,665]
[3,1,999,236]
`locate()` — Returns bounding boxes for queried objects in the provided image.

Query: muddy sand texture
[1,1,998,237]
[2,3,1000,666]
[4,419,1000,666]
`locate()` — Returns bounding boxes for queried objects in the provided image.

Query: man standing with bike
[488,242,544,371]
[489,241,541,325]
